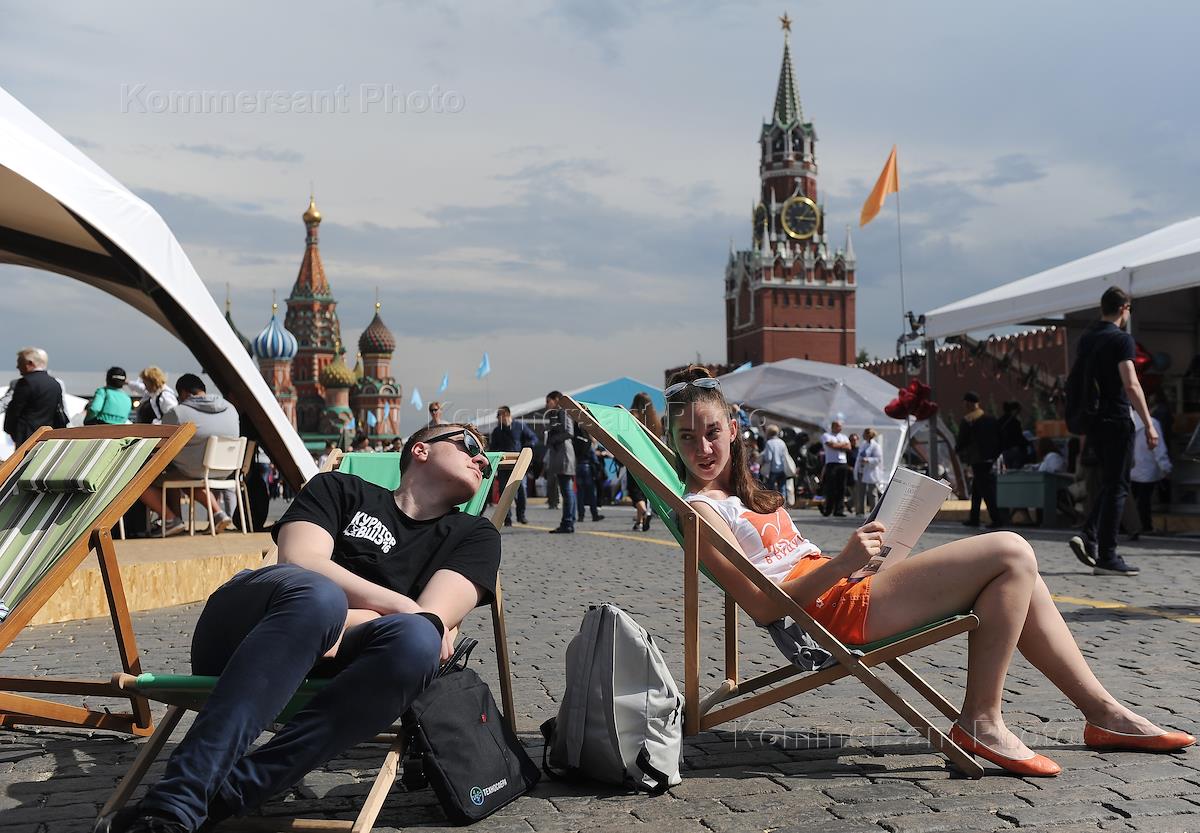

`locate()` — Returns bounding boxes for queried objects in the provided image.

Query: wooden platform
[29,531,272,626]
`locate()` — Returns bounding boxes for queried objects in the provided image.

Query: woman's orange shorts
[784,559,873,646]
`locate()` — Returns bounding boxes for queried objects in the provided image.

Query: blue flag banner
[438,373,449,394]
[346,417,356,431]
[733,361,752,373]
[476,352,491,379]
[411,387,423,410]
[382,401,390,420]
[366,410,378,428]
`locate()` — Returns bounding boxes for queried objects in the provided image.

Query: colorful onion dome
[320,344,357,388]
[358,301,396,355]
[253,304,299,361]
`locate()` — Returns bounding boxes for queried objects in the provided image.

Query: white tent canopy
[716,358,908,480]
[925,217,1200,339]
[0,85,315,486]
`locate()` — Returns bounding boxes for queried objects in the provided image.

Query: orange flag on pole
[859,145,899,227]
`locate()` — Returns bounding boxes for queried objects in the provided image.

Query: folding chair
[100,446,532,832]
[0,423,194,736]
[564,396,985,778]
[160,435,250,536]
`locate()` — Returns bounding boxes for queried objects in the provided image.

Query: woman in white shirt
[1130,413,1172,534]
[667,365,1193,778]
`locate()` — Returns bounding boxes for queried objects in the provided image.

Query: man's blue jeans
[140,564,441,830]
[557,474,576,531]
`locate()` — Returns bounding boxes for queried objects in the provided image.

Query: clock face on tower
[781,196,819,240]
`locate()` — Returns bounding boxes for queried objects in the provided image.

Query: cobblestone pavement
[3,503,1200,832]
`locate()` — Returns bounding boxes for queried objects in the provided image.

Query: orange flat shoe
[1084,723,1196,753]
[949,724,1062,777]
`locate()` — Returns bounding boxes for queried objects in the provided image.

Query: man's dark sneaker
[516,517,528,525]
[95,808,190,833]
[503,517,512,527]
[1094,556,1139,577]
[548,526,574,534]
[592,513,605,522]
[94,807,139,833]
[1069,535,1097,568]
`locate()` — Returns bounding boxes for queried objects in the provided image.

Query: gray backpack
[541,604,684,795]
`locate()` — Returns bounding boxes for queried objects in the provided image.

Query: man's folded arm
[276,520,422,615]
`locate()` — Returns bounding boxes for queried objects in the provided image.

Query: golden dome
[319,344,355,388]
[303,196,322,225]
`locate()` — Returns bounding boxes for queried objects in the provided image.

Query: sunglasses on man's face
[426,430,491,477]
[664,377,721,398]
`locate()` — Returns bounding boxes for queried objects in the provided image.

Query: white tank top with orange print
[684,492,822,583]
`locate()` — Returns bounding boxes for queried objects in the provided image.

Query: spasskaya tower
[725,14,857,366]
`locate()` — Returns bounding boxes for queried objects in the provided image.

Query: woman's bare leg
[863,531,1039,757]
[1018,575,1163,735]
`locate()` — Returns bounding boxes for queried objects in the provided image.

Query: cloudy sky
[2,1,1197,433]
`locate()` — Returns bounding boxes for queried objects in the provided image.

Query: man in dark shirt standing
[1068,287,1157,577]
[3,347,63,445]
[489,405,537,526]
[100,423,501,833]
[955,392,1004,528]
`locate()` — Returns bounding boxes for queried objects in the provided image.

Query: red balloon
[884,378,939,421]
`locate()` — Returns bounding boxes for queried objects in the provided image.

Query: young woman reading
[665,365,1192,777]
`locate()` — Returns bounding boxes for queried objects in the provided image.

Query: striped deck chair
[564,396,985,778]
[99,446,532,833]
[0,423,194,736]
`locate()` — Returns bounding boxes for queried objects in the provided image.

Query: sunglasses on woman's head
[426,430,491,476]
[664,377,721,398]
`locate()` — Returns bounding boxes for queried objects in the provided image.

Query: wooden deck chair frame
[0,423,195,737]
[564,396,985,778]
[99,446,532,833]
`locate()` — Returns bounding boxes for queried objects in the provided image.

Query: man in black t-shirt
[1068,287,1158,577]
[101,424,500,833]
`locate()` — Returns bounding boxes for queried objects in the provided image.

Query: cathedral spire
[772,14,803,127]
[844,224,856,266]
[291,195,331,298]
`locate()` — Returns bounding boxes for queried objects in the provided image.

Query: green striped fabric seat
[129,673,330,723]
[0,437,157,620]
[16,437,126,493]
[579,400,968,652]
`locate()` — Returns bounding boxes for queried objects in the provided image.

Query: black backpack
[1064,348,1100,436]
[401,638,539,824]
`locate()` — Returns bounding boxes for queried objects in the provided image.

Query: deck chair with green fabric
[100,445,532,833]
[564,396,985,778]
[0,423,195,737]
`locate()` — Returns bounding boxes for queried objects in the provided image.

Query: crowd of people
[1,349,246,536]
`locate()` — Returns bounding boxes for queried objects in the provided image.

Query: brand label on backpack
[470,778,508,805]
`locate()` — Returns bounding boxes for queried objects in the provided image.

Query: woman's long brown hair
[630,391,663,438]
[664,365,783,514]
